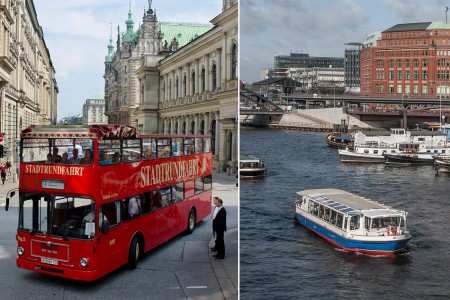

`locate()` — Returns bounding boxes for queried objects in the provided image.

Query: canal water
[240,127,450,299]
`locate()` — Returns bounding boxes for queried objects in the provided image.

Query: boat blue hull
[295,213,410,255]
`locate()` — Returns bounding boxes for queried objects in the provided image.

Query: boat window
[370,217,400,228]
[330,210,337,225]
[336,213,343,228]
[343,217,348,230]
[374,150,378,154]
[323,207,331,222]
[349,215,360,230]
[364,149,369,154]
[365,217,371,230]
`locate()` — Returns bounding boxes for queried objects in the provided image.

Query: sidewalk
[211,170,239,299]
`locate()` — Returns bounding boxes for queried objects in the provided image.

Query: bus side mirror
[100,220,109,234]
[5,190,15,211]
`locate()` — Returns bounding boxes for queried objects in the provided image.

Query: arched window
[169,80,172,100]
[182,121,186,134]
[201,68,206,93]
[175,121,179,134]
[191,72,196,94]
[200,120,205,135]
[183,75,187,97]
[176,78,179,99]
[212,64,217,90]
[231,44,237,80]
[190,121,195,135]
[227,132,233,161]
[211,119,216,155]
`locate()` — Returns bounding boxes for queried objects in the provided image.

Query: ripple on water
[240,128,450,299]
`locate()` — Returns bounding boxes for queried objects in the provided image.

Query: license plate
[41,258,58,265]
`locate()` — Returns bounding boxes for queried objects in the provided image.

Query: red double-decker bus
[6,125,212,281]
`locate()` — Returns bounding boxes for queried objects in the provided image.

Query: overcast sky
[33,0,221,120]
[240,0,449,83]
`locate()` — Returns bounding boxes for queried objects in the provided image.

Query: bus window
[99,139,120,165]
[159,187,172,207]
[204,175,212,191]
[172,138,183,157]
[194,177,204,194]
[203,138,211,153]
[195,138,203,154]
[125,194,142,220]
[123,138,141,162]
[184,138,194,155]
[157,138,171,158]
[100,201,121,228]
[173,183,184,203]
[148,189,162,211]
[17,194,96,240]
[143,138,156,160]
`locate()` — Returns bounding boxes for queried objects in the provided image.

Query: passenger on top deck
[99,150,112,165]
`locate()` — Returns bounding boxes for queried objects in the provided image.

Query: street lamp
[14,138,19,182]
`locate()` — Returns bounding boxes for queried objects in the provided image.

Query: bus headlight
[17,247,24,255]
[79,258,88,267]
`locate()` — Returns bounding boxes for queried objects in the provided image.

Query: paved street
[0,171,238,299]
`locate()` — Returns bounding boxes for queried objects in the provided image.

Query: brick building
[361,22,450,99]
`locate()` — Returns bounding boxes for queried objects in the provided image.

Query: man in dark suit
[212,198,226,259]
[211,197,220,251]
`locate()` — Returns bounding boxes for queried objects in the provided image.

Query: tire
[128,236,140,269]
[186,209,196,235]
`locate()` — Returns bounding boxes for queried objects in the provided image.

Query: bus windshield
[22,138,94,164]
[19,193,96,240]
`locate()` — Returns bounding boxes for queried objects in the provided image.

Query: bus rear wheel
[186,209,196,234]
[128,237,140,269]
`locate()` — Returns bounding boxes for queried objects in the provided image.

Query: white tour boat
[339,128,450,163]
[240,154,266,178]
[295,188,412,255]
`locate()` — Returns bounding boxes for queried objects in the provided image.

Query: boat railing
[354,144,396,149]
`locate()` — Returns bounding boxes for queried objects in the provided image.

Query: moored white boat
[295,188,412,255]
[240,154,266,178]
[339,128,450,163]
[434,155,450,173]
[383,152,437,165]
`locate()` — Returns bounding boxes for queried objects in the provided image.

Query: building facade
[0,0,57,164]
[344,42,363,89]
[82,96,108,125]
[360,22,450,99]
[263,67,345,93]
[274,52,344,69]
[104,0,238,173]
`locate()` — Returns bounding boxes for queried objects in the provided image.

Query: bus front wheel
[128,236,140,269]
[186,209,196,234]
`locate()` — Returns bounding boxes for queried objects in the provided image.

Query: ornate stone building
[0,0,57,163]
[82,96,108,125]
[104,0,238,173]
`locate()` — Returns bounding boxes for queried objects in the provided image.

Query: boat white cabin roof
[298,188,403,216]
[240,153,262,163]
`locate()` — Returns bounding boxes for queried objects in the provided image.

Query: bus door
[97,200,127,272]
